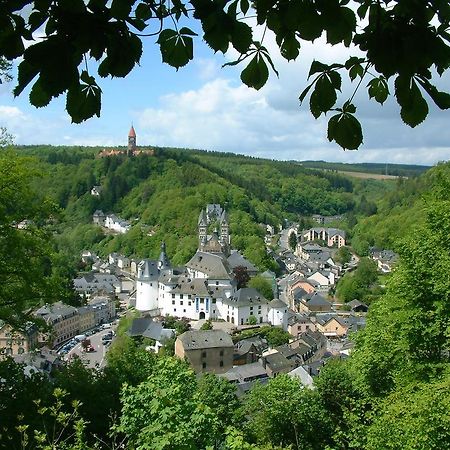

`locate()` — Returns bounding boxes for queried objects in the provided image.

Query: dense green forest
[1,147,449,449]
[13,145,396,272]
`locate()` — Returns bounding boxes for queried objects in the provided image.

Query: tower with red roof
[128,125,136,156]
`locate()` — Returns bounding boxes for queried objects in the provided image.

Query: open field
[336,170,401,180]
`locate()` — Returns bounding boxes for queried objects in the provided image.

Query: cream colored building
[0,321,38,359]
[35,302,80,347]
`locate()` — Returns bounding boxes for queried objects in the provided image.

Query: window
[180,301,183,305]
[216,281,219,285]
[183,309,186,313]
[250,307,253,312]
[212,299,216,304]
[219,350,224,356]
[202,351,207,358]
[188,295,191,299]
[202,362,206,369]
[172,300,175,305]
[200,298,204,304]
[188,301,191,306]
[172,294,175,299]
[180,294,183,299]
[220,361,224,367]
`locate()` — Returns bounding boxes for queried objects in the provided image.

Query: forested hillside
[15,145,393,270]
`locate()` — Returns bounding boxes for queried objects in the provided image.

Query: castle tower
[128,125,136,156]
[136,259,159,311]
[198,209,207,248]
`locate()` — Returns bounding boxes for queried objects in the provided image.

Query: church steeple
[128,125,136,156]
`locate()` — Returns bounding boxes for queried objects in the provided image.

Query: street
[65,329,115,369]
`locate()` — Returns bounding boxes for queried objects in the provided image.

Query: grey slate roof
[137,259,159,281]
[268,298,286,309]
[227,250,258,273]
[178,330,233,350]
[170,277,211,297]
[186,251,231,279]
[303,292,331,307]
[222,287,268,307]
[128,318,174,342]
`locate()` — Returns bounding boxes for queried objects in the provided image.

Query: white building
[104,214,131,234]
[135,260,160,311]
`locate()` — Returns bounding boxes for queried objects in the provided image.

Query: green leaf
[240,54,269,90]
[279,34,300,61]
[14,60,39,97]
[308,60,330,78]
[310,75,337,118]
[299,79,316,104]
[416,78,450,110]
[230,21,252,54]
[135,3,152,20]
[66,79,102,123]
[157,28,195,69]
[29,78,52,108]
[367,76,389,104]
[110,0,133,20]
[395,75,429,127]
[327,111,363,150]
[240,0,249,15]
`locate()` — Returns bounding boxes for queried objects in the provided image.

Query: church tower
[128,125,136,156]
[198,209,207,248]
[220,210,229,253]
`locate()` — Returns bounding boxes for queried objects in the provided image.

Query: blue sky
[1,24,450,166]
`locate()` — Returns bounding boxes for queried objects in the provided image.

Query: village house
[287,313,317,337]
[35,302,80,347]
[370,248,399,273]
[73,272,121,298]
[302,227,346,248]
[0,321,38,359]
[297,292,333,314]
[127,317,175,353]
[315,314,349,337]
[175,330,234,374]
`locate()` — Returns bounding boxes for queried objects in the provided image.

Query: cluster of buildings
[0,295,116,360]
[93,210,131,234]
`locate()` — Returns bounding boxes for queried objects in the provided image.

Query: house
[233,340,261,365]
[90,185,102,196]
[347,299,369,313]
[261,351,295,377]
[92,210,106,226]
[315,314,348,337]
[287,365,314,388]
[287,313,316,337]
[302,228,346,248]
[73,272,121,298]
[370,248,399,273]
[77,306,96,333]
[220,361,269,384]
[104,214,131,234]
[0,321,38,359]
[128,317,174,352]
[221,287,270,326]
[267,298,288,329]
[13,347,62,376]
[298,292,333,314]
[89,295,116,325]
[35,302,80,347]
[175,330,234,374]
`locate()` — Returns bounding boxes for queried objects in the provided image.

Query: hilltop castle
[97,126,154,158]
